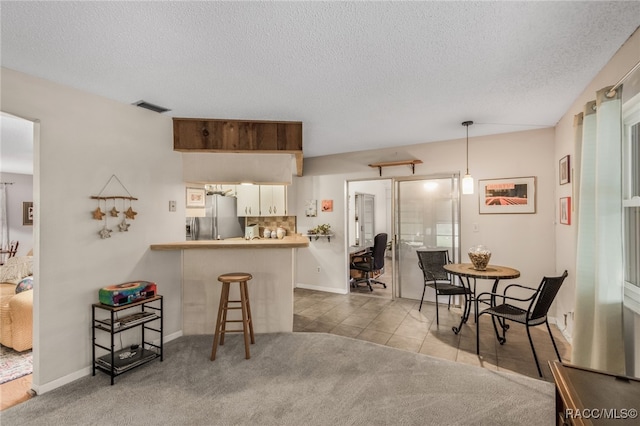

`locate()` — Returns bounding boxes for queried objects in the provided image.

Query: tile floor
[294,287,571,382]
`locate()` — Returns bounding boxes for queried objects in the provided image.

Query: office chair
[350,233,388,291]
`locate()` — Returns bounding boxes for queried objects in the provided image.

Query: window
[623,93,640,314]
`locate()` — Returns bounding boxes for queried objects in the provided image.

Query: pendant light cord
[462,121,473,174]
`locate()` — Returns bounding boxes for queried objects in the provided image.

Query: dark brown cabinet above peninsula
[173,118,303,176]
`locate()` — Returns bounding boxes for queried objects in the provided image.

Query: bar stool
[210,272,255,361]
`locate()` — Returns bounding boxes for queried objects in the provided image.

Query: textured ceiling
[1,1,640,162]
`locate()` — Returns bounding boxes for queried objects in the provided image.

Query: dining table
[443,263,520,334]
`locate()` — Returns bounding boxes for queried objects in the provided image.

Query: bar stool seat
[211,272,255,360]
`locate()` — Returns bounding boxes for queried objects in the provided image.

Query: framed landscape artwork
[560,197,571,225]
[479,176,537,214]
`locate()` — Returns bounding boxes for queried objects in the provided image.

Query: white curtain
[0,184,7,252]
[572,86,625,374]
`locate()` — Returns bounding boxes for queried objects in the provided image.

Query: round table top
[443,263,520,280]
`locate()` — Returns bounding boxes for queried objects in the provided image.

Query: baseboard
[31,366,92,396]
[32,331,184,395]
[548,316,573,345]
[295,283,348,295]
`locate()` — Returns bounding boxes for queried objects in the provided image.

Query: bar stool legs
[211,273,254,361]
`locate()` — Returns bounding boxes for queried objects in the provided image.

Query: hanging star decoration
[98,226,113,239]
[92,207,106,220]
[118,218,130,232]
[92,174,139,239]
[124,207,138,220]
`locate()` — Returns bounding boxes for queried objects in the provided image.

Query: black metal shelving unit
[92,295,163,385]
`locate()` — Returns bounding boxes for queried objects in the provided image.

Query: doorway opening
[347,179,392,299]
[0,111,36,410]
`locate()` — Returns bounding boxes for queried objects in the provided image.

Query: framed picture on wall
[560,197,571,225]
[479,176,537,214]
[23,201,33,225]
[186,187,205,208]
[321,199,333,212]
[305,200,317,217]
[559,155,570,185]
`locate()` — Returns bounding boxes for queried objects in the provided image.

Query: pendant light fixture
[462,120,474,195]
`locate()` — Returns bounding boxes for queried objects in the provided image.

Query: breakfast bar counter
[150,234,309,250]
[150,235,309,335]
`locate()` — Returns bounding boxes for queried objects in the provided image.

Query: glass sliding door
[394,175,460,301]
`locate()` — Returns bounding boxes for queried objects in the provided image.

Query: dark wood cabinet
[173,118,302,152]
[549,361,640,425]
[173,118,304,176]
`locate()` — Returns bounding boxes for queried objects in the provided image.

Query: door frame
[345,178,393,296]
[392,173,461,300]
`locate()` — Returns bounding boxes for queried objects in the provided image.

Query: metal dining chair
[475,270,568,377]
[417,250,470,327]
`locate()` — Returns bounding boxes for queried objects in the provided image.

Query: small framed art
[560,197,571,225]
[559,155,570,185]
[305,200,317,217]
[321,200,333,212]
[23,202,33,226]
[186,187,206,208]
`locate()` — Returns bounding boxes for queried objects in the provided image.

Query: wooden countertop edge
[150,235,310,250]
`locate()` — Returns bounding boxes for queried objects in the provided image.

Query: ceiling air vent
[132,100,171,114]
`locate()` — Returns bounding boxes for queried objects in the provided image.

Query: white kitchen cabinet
[236,185,260,216]
[260,185,287,216]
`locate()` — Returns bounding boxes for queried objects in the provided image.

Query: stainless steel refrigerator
[187,195,244,240]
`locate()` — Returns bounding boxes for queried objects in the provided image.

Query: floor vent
[132,100,171,114]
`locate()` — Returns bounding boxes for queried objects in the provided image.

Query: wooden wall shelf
[368,160,423,176]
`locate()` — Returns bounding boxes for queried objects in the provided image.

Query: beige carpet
[2,333,554,425]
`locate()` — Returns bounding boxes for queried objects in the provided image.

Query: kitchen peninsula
[150,235,309,334]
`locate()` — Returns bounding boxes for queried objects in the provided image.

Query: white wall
[0,171,33,256]
[1,68,185,392]
[293,128,557,295]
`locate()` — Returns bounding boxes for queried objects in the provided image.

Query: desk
[549,361,640,425]
[443,263,520,333]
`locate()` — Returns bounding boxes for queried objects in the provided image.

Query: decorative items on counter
[262,227,286,239]
[91,174,138,239]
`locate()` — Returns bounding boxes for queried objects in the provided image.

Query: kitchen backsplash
[245,216,297,237]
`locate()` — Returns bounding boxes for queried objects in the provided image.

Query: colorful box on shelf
[99,281,157,306]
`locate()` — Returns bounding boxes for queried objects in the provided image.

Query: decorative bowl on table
[468,245,491,270]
